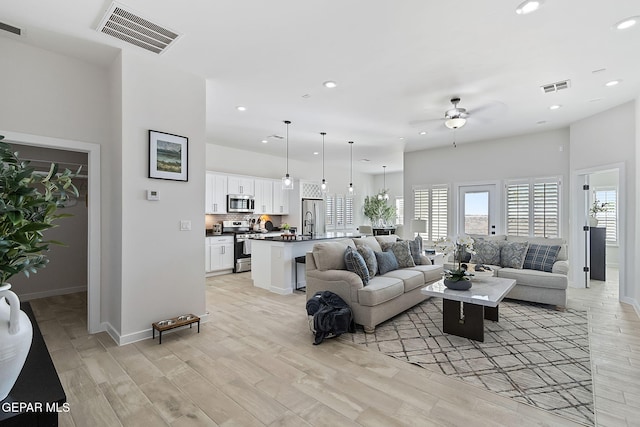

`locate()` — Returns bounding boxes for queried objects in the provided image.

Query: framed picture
[149,130,188,181]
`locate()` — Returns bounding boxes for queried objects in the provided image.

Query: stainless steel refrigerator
[301,198,325,237]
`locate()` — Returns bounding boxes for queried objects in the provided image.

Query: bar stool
[294,255,306,291]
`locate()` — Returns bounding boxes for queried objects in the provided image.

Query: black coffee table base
[442,299,499,342]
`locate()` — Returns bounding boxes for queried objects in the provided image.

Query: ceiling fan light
[445,117,466,129]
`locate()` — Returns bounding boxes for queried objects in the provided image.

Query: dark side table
[0,302,67,426]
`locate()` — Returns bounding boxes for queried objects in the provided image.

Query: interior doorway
[1,130,101,333]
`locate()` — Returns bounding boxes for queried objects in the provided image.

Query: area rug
[339,298,594,426]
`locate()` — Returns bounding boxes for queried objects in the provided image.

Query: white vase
[589,217,599,227]
[0,283,33,400]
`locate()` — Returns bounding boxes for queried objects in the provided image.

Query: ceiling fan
[444,97,468,129]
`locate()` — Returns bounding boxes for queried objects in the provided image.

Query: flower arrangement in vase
[436,235,476,290]
[589,199,610,227]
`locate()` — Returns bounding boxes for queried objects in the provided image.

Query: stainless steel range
[222,220,260,273]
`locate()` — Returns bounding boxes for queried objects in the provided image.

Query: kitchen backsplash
[206,214,287,230]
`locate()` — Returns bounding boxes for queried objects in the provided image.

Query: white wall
[403,129,571,234]
[118,51,206,340]
[570,101,637,306]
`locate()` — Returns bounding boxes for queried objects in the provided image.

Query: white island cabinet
[249,233,360,294]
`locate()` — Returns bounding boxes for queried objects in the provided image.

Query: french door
[458,184,498,236]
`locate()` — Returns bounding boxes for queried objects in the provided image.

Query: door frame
[454,181,501,237]
[1,130,102,333]
[571,163,625,294]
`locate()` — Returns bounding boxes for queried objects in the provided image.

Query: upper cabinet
[205,173,228,214]
[254,178,274,215]
[227,176,254,195]
[272,180,290,215]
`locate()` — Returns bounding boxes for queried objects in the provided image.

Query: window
[414,185,448,241]
[594,188,617,244]
[395,197,404,225]
[326,193,354,230]
[506,177,560,238]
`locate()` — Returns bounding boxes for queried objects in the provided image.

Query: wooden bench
[152,314,200,344]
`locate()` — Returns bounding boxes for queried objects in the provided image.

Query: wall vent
[540,80,571,93]
[96,2,181,54]
[0,21,22,36]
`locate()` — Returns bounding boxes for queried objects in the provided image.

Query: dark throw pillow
[344,246,370,285]
[523,244,561,273]
[470,239,501,266]
[380,241,416,268]
[356,245,378,278]
[500,241,529,269]
[375,250,399,275]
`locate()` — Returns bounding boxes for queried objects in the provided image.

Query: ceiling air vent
[540,80,571,93]
[0,21,22,36]
[96,2,181,54]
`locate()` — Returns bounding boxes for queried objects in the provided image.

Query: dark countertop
[249,232,361,242]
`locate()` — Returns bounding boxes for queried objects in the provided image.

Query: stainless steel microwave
[227,194,255,213]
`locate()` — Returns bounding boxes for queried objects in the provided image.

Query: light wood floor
[29,269,639,426]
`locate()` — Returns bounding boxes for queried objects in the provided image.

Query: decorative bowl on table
[470,264,494,280]
[443,278,472,290]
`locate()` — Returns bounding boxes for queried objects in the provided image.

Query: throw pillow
[375,250,399,275]
[500,241,529,269]
[470,239,501,266]
[344,246,370,285]
[406,236,424,265]
[356,245,378,278]
[381,241,416,268]
[523,244,561,273]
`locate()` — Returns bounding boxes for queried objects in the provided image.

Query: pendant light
[320,132,327,193]
[347,141,355,195]
[282,120,294,190]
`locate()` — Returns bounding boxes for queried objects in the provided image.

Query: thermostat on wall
[147,190,160,201]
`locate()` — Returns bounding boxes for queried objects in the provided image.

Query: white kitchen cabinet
[205,173,228,214]
[272,180,290,215]
[206,236,234,273]
[254,178,273,215]
[227,176,254,196]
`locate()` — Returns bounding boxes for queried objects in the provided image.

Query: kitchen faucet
[304,210,314,236]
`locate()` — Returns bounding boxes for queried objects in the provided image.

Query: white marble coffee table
[421,276,516,342]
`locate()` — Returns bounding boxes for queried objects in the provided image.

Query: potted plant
[281,223,291,234]
[363,190,396,226]
[436,235,475,290]
[589,199,610,227]
[0,136,78,400]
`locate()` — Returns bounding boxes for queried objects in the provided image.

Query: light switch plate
[180,220,192,231]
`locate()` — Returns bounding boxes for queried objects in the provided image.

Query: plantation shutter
[506,182,530,236]
[414,189,429,239]
[335,195,345,229]
[533,181,559,237]
[594,188,617,243]
[431,185,448,240]
[345,196,354,227]
[325,195,335,229]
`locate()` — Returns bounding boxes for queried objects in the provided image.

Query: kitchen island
[250,232,361,294]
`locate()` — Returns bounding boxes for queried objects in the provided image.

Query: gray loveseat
[306,235,443,333]
[446,234,569,308]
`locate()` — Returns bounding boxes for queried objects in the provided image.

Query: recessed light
[549,104,561,110]
[261,140,268,144]
[516,0,543,15]
[398,137,405,140]
[236,106,247,111]
[313,152,319,156]
[605,80,621,87]
[419,131,427,135]
[615,16,639,30]
[323,81,337,88]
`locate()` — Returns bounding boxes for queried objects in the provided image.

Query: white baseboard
[18,285,87,301]
[102,312,210,346]
[620,296,640,318]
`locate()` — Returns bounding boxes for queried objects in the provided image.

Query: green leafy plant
[363,190,396,225]
[0,136,79,284]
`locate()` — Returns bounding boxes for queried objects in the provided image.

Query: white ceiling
[1,1,639,174]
